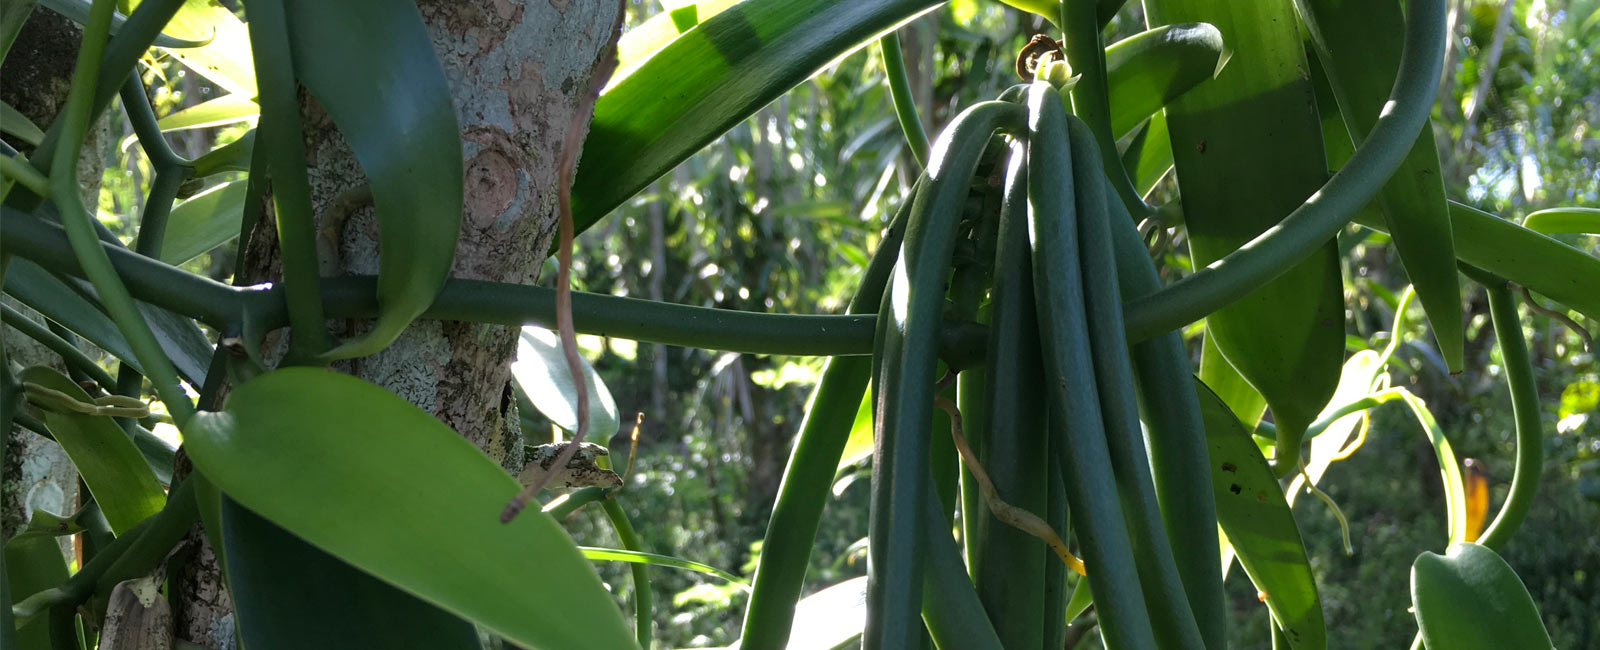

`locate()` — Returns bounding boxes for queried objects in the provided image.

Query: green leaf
[285,0,463,360]
[4,258,142,375]
[19,367,165,535]
[613,0,741,85]
[4,535,70,648]
[573,0,942,236]
[161,0,256,95]
[1196,379,1326,650]
[36,0,208,48]
[511,325,620,440]
[222,498,482,650]
[779,576,867,650]
[1411,543,1553,650]
[837,380,874,471]
[190,128,254,177]
[155,92,258,132]
[1522,207,1600,235]
[1104,23,1226,139]
[184,368,635,649]
[1299,0,1465,374]
[1,98,44,145]
[579,546,749,589]
[160,179,247,265]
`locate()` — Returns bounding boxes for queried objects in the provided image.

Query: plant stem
[47,0,194,426]
[880,31,930,168]
[1473,271,1543,551]
[1060,0,1149,217]
[601,498,653,649]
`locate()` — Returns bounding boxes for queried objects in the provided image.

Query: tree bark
[173,1,625,646]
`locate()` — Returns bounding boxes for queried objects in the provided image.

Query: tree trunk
[173,1,624,646]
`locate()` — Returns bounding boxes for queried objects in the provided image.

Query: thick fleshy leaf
[1197,379,1326,650]
[4,535,70,649]
[189,128,254,177]
[1522,207,1600,235]
[160,179,247,265]
[36,0,207,48]
[780,576,867,650]
[184,368,635,649]
[155,93,258,132]
[1104,22,1226,139]
[3,258,142,376]
[1,98,44,145]
[612,0,741,86]
[836,380,874,471]
[573,0,942,235]
[284,0,463,360]
[511,325,619,440]
[222,498,482,650]
[579,546,749,589]
[161,0,256,95]
[18,367,164,534]
[1411,543,1553,650]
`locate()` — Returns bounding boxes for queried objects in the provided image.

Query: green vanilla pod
[1025,81,1158,649]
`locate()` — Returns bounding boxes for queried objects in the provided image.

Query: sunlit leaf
[160,179,246,265]
[155,93,258,132]
[511,325,620,440]
[185,368,635,649]
[1411,543,1553,650]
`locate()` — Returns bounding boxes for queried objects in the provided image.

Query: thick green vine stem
[1059,0,1150,217]
[1470,269,1544,551]
[739,190,914,650]
[880,31,931,168]
[866,100,1024,650]
[1121,0,1446,342]
[246,0,331,361]
[601,498,654,649]
[47,0,194,426]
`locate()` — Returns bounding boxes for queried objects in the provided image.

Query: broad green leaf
[155,93,258,132]
[5,258,211,384]
[837,379,874,471]
[222,498,482,650]
[1,99,44,145]
[1298,0,1464,374]
[1199,331,1267,429]
[1522,207,1600,234]
[4,535,70,649]
[511,325,620,440]
[579,546,750,589]
[1121,110,1173,196]
[37,0,207,48]
[1411,543,1553,650]
[1104,23,1226,139]
[574,0,943,236]
[184,368,635,649]
[160,179,246,265]
[780,576,867,650]
[1149,0,1345,475]
[189,128,254,177]
[160,0,256,95]
[19,367,164,534]
[1197,379,1326,650]
[4,259,142,376]
[1285,349,1381,509]
[1353,202,1600,323]
[285,0,463,360]
[612,0,742,87]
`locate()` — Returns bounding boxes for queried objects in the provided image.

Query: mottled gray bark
[175,1,624,646]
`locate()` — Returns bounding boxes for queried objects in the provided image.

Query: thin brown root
[934,396,1086,576]
[1516,284,1592,352]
